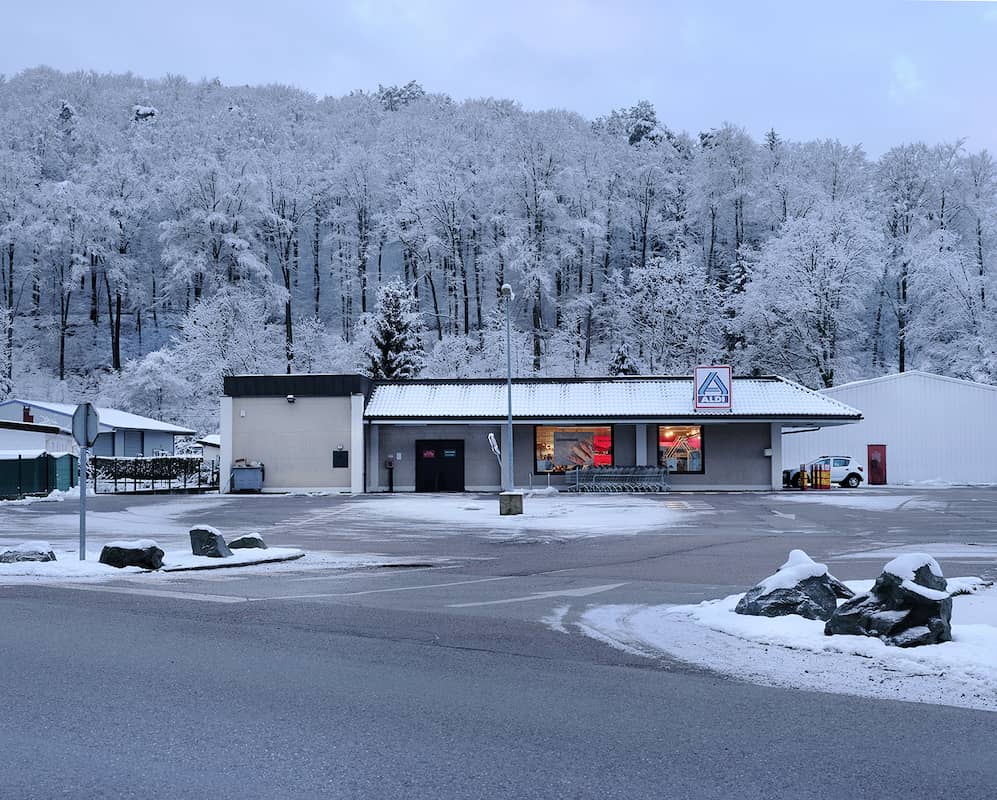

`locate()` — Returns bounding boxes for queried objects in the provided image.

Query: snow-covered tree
[360,279,424,379]
[0,65,992,417]
[608,342,640,375]
[741,198,880,386]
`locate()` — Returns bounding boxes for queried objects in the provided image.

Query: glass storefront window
[535,426,613,473]
[658,425,703,473]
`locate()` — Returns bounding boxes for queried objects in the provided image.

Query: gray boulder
[227,533,267,550]
[1,543,57,563]
[825,554,952,647]
[735,550,854,621]
[190,525,232,558]
[99,540,164,570]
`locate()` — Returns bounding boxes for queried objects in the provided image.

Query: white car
[784,456,865,488]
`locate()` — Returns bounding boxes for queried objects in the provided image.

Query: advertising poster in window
[535,426,613,472]
[554,431,596,468]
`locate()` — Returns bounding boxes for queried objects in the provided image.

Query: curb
[159,551,306,573]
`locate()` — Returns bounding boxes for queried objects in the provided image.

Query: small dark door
[868,444,887,485]
[415,440,465,492]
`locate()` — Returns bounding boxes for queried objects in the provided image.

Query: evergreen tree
[608,342,640,375]
[363,280,424,379]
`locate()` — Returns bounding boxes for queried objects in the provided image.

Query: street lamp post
[501,283,514,492]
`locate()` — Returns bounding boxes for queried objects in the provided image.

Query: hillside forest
[0,68,994,433]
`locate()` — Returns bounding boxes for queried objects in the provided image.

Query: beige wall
[229,396,356,490]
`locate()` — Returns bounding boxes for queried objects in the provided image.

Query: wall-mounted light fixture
[286,395,295,404]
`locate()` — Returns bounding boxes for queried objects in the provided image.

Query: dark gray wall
[645,423,772,488]
[371,421,773,491]
[374,424,502,491]
[614,424,637,466]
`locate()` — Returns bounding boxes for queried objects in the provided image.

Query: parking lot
[4,487,996,615]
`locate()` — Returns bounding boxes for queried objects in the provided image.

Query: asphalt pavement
[2,488,997,798]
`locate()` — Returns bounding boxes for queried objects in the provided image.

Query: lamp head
[501,283,513,300]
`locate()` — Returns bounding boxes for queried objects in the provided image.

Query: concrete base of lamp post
[499,491,524,516]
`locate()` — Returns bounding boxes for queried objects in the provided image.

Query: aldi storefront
[221,372,861,494]
[362,375,862,493]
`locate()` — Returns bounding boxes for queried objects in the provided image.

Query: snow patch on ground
[540,604,571,634]
[893,480,997,488]
[773,493,944,511]
[344,494,706,537]
[0,548,408,584]
[0,486,80,506]
[578,583,997,712]
[832,542,997,561]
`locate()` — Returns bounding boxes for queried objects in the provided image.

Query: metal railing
[91,456,219,494]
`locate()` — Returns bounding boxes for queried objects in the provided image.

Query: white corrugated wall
[781,372,997,485]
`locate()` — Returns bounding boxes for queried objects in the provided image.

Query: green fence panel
[0,453,78,498]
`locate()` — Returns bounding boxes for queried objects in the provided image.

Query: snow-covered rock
[825,553,952,647]
[99,541,164,570]
[189,525,232,558]
[1,542,57,563]
[735,549,854,621]
[227,533,267,550]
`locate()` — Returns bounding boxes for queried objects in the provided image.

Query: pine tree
[364,280,424,379]
[608,342,640,375]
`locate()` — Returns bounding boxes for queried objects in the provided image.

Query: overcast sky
[2,0,995,155]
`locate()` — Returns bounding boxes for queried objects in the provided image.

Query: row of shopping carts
[565,466,671,493]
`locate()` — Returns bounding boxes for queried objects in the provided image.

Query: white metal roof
[0,449,47,459]
[2,400,196,435]
[364,377,862,423]
[822,370,997,394]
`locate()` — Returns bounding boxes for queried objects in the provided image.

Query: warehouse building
[781,371,997,486]
[222,373,861,493]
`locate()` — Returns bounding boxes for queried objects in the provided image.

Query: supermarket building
[220,373,862,494]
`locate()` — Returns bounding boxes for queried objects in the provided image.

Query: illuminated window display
[657,425,703,473]
[535,426,613,473]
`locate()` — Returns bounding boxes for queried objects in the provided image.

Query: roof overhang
[366,415,861,426]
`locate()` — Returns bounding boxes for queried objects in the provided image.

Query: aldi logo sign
[694,366,732,410]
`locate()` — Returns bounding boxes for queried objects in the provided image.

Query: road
[2,488,996,798]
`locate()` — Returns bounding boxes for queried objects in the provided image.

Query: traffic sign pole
[72,403,100,561]
[79,446,87,560]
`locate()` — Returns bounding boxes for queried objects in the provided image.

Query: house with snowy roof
[220,373,862,494]
[0,400,196,457]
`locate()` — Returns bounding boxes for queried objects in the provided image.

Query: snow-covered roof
[824,370,997,394]
[0,449,48,459]
[0,419,71,434]
[1,400,195,435]
[364,377,862,423]
[198,434,221,447]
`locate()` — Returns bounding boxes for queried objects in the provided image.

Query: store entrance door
[415,440,465,492]
[867,444,887,485]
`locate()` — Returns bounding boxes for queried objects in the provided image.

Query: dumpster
[230,463,265,493]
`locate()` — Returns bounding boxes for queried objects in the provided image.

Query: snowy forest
[0,67,995,434]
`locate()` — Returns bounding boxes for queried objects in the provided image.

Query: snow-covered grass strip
[578,583,997,712]
[0,549,418,584]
